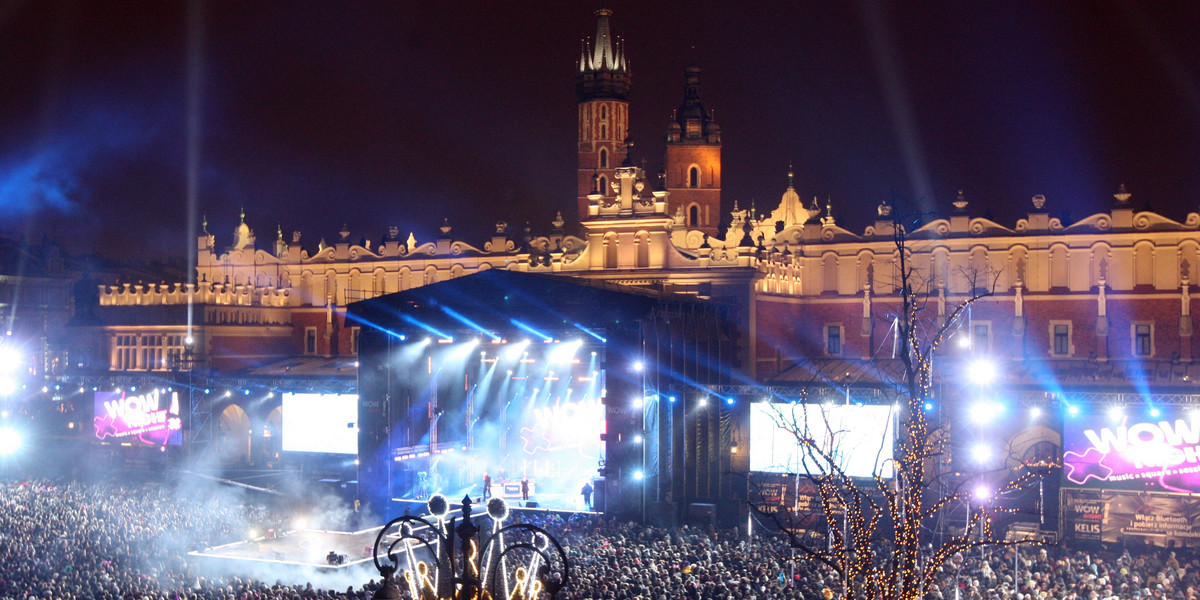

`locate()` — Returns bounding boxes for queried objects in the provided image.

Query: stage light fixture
[668,396,677,403]
[632,397,643,408]
[967,358,997,386]
[971,444,991,464]
[633,470,644,480]
[0,345,20,369]
[1068,404,1080,416]
[1108,406,1124,420]
[973,485,992,501]
[1150,407,1161,417]
[726,397,735,405]
[0,428,21,456]
[0,378,15,396]
[1029,407,1042,419]
[633,434,643,444]
[924,402,934,411]
[958,335,971,349]
[698,397,708,407]
[969,403,992,424]
[632,360,644,372]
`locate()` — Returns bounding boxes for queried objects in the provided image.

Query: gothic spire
[576,8,630,101]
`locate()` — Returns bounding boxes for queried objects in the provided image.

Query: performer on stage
[581,481,593,511]
[521,477,530,501]
[483,472,492,499]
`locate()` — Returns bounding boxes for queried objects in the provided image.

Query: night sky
[2,2,1199,262]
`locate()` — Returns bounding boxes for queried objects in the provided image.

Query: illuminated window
[305,327,318,355]
[689,166,700,188]
[111,333,187,371]
[1050,321,1072,357]
[826,324,843,356]
[1133,323,1153,357]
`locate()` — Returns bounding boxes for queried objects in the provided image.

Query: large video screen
[282,393,358,455]
[1063,405,1200,494]
[750,402,895,478]
[93,389,183,446]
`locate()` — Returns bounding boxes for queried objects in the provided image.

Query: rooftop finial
[787,162,794,188]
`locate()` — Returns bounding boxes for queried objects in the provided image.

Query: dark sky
[2,1,1199,261]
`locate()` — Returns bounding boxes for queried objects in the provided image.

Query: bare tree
[751,203,1046,600]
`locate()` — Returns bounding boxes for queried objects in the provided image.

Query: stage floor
[189,528,380,571]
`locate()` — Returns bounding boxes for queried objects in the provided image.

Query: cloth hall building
[52,9,1200,530]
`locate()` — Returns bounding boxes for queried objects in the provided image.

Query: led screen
[93,389,183,446]
[282,392,358,455]
[750,402,895,478]
[1063,405,1200,493]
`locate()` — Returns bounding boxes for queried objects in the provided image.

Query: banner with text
[1064,489,1200,546]
[92,389,183,446]
[1062,405,1200,494]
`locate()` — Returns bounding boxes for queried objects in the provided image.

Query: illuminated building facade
[51,8,1200,535]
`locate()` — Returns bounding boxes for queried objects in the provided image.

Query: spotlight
[726,397,735,405]
[632,360,644,372]
[1029,407,1042,419]
[1067,405,1080,416]
[0,345,20,369]
[1108,406,1124,420]
[958,335,971,348]
[668,396,677,403]
[633,435,643,444]
[924,402,934,411]
[0,428,22,456]
[967,358,997,386]
[633,470,644,480]
[971,444,991,464]
[185,335,194,345]
[1150,407,1161,418]
[698,397,708,407]
[973,485,992,501]
[0,378,15,396]
[632,398,643,409]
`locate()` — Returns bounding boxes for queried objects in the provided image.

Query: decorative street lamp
[371,494,570,600]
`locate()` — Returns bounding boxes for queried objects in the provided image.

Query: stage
[187,501,593,584]
[189,527,379,580]
[394,481,599,513]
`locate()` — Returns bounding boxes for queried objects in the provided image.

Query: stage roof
[345,270,670,338]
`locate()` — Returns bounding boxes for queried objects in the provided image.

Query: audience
[2,478,1197,600]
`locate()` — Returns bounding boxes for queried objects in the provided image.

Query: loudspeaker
[525,501,539,508]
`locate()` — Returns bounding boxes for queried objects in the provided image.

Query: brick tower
[576,8,630,224]
[664,65,722,237]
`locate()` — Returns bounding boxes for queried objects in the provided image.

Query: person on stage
[581,481,593,511]
[521,477,530,501]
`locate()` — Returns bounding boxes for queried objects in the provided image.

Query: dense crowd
[2,477,1199,600]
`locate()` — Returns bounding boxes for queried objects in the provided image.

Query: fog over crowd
[1,476,1199,600]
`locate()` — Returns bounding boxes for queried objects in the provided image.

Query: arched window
[599,148,607,168]
[688,205,700,227]
[599,176,608,195]
[601,124,607,138]
[635,233,650,268]
[604,234,618,269]
[689,166,700,188]
[601,105,607,119]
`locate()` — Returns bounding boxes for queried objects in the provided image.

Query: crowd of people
[1,476,1199,600]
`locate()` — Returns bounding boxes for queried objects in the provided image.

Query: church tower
[664,65,722,237]
[576,8,630,224]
